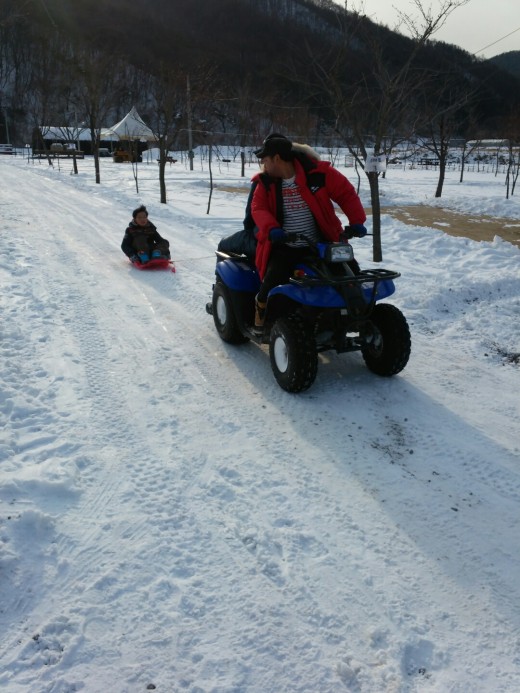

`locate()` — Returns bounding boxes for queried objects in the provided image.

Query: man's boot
[255,297,267,327]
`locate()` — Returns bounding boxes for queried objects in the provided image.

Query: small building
[33,109,156,160]
[466,139,510,149]
[32,126,118,155]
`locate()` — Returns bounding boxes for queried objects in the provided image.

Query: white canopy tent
[100,107,156,190]
[100,107,156,142]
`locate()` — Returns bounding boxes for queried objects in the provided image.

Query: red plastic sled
[131,257,176,272]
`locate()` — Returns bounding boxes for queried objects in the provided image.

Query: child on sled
[121,205,170,264]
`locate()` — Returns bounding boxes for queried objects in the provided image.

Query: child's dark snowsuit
[121,220,170,259]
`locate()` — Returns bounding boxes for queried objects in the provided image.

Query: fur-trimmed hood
[291,142,321,161]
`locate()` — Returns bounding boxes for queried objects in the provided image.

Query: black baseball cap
[254,133,292,159]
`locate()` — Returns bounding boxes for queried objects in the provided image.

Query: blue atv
[206,232,411,392]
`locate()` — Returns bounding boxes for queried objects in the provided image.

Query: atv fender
[216,258,260,293]
[270,284,346,308]
[361,278,396,302]
[269,279,396,308]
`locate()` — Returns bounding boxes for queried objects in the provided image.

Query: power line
[476,25,520,55]
[37,0,57,28]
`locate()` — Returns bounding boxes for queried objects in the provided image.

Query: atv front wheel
[212,282,249,344]
[361,303,411,376]
[269,315,318,393]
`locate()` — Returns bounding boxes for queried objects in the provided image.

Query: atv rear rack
[289,268,401,288]
[290,268,401,316]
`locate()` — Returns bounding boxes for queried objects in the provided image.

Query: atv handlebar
[342,225,372,239]
[284,228,371,247]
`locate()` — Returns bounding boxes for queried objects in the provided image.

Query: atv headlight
[327,243,354,262]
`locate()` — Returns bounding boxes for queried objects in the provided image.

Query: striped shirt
[282,176,321,247]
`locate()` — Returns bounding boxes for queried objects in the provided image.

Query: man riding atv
[206,135,411,392]
[250,133,368,327]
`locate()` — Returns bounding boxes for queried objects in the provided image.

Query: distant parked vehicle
[98,148,111,157]
[0,144,14,155]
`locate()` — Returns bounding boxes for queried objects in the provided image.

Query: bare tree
[308,0,470,261]
[0,6,17,142]
[459,132,480,183]
[74,48,126,184]
[417,80,475,197]
[48,43,92,174]
[503,111,520,198]
[144,65,188,204]
[205,77,265,164]
[25,31,70,166]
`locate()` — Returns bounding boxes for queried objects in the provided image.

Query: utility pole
[0,91,9,144]
[4,108,9,144]
[187,75,194,171]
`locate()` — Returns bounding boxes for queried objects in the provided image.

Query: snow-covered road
[1,156,520,692]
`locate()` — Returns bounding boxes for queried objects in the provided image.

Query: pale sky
[333,0,520,58]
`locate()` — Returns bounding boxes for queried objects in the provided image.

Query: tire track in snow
[114,231,520,689]
[3,161,520,691]
[83,249,427,688]
[2,172,294,673]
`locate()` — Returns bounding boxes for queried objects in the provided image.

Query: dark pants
[217,228,256,260]
[257,245,310,303]
[132,233,169,257]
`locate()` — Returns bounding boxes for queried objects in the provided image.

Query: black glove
[269,227,286,243]
[350,224,368,238]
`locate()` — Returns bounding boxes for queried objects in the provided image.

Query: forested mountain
[1,0,518,147]
[487,51,520,79]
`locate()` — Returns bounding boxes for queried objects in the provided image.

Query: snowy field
[1,150,520,693]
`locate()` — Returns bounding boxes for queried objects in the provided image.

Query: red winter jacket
[251,157,366,278]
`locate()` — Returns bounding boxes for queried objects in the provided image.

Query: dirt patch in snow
[372,205,520,248]
[220,186,520,248]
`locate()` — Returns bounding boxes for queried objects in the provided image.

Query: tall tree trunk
[206,143,213,215]
[158,140,167,203]
[94,152,100,184]
[159,160,167,203]
[435,165,445,197]
[459,144,466,183]
[435,134,448,198]
[368,171,382,262]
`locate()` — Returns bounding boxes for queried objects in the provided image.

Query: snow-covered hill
[1,153,519,692]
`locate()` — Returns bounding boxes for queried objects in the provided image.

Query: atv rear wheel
[212,282,249,344]
[361,303,411,376]
[269,314,318,393]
